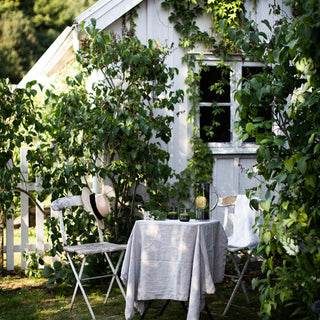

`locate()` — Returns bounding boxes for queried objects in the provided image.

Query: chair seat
[228,244,257,252]
[227,245,247,252]
[65,242,127,255]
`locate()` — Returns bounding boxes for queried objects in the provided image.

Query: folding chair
[216,194,260,316]
[51,189,127,320]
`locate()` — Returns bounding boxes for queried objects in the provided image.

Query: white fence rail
[4,147,56,270]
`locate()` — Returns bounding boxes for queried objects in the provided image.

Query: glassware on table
[167,206,178,220]
[195,183,210,220]
[179,207,190,222]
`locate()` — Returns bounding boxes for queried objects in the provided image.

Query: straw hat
[81,187,110,229]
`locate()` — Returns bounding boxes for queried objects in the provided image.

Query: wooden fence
[3,147,56,270]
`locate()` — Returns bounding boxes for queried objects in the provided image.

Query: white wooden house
[19,0,290,224]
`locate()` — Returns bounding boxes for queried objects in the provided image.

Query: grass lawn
[0,258,262,320]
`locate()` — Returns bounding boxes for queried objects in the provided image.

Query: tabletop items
[151,182,215,221]
[145,203,208,222]
[167,206,190,221]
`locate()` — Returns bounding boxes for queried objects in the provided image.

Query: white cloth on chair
[227,195,259,250]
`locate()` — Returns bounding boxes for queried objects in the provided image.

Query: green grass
[2,228,261,319]
[0,259,261,320]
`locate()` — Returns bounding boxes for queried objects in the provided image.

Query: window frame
[195,55,265,155]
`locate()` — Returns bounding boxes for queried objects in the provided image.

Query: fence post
[5,212,14,270]
[0,207,4,269]
[20,147,29,269]
[36,175,44,256]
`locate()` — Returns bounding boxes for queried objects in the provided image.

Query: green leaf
[262,19,272,31]
[297,156,308,174]
[285,157,296,173]
[274,135,286,146]
[305,175,317,188]
[260,138,273,144]
[246,122,254,133]
[53,260,62,270]
[276,173,287,184]
[260,199,271,212]
[42,266,54,276]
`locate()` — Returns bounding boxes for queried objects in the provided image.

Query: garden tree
[0,10,38,84]
[0,0,97,83]
[0,78,45,268]
[228,1,320,319]
[28,18,183,264]
[32,0,97,54]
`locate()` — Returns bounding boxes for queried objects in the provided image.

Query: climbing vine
[161,0,245,184]
[162,0,320,319]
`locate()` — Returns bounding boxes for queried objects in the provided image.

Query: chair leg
[230,252,251,305]
[69,256,85,310]
[67,254,96,320]
[158,300,171,316]
[158,300,188,317]
[204,303,213,320]
[223,251,251,316]
[140,300,154,320]
[104,249,126,303]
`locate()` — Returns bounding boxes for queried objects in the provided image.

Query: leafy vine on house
[163,0,320,319]
[161,0,245,184]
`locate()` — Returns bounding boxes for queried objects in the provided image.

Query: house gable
[75,0,144,31]
[18,0,144,87]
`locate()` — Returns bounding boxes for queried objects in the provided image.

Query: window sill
[208,143,258,155]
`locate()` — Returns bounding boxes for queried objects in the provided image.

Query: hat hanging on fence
[81,187,110,229]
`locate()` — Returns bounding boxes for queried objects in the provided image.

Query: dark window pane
[200,106,230,142]
[200,66,230,103]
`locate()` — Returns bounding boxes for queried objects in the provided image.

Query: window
[199,65,231,143]
[197,58,269,153]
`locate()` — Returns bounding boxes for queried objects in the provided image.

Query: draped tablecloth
[121,219,228,320]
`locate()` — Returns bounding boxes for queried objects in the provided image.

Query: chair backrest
[216,194,260,249]
[51,195,104,246]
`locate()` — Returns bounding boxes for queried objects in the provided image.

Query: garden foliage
[163,0,320,318]
[1,1,320,318]
[0,0,97,83]
[31,18,183,241]
[230,1,320,319]
[1,16,183,281]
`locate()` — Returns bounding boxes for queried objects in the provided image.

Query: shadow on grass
[0,258,261,320]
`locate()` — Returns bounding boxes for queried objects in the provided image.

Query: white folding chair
[51,194,127,320]
[216,194,260,316]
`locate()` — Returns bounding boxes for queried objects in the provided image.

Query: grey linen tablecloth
[121,219,228,320]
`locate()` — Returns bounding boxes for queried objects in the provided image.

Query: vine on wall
[161,0,246,184]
